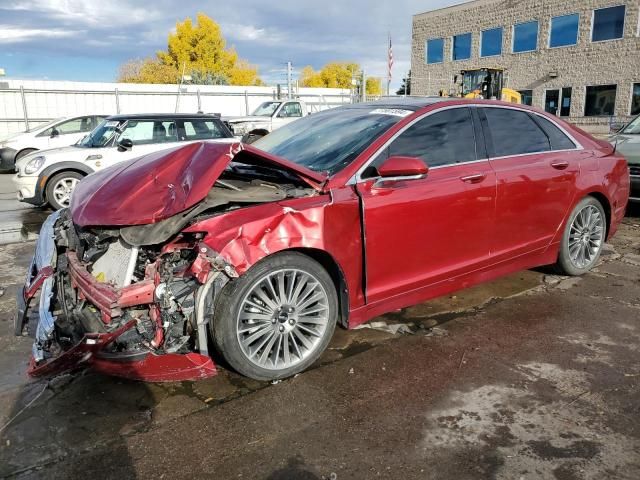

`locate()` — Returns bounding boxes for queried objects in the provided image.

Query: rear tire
[212,252,338,381]
[46,171,84,210]
[554,196,606,276]
[16,148,38,161]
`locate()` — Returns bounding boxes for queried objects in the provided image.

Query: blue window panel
[592,5,625,41]
[513,20,538,52]
[453,33,472,60]
[481,27,503,57]
[549,13,579,47]
[426,38,444,64]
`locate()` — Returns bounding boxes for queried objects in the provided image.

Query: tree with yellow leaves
[300,62,382,94]
[117,13,262,86]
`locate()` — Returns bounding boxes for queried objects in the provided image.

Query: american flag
[387,34,394,81]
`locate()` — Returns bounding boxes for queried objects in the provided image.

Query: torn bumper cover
[16,211,218,382]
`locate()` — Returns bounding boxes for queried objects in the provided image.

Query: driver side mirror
[378,155,429,179]
[117,138,133,152]
[50,128,59,138]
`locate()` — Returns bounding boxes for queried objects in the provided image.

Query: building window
[481,27,503,57]
[585,85,617,116]
[453,33,472,60]
[426,38,444,64]
[513,21,538,52]
[549,13,580,47]
[632,83,640,115]
[560,87,572,116]
[592,5,626,42]
[518,90,533,106]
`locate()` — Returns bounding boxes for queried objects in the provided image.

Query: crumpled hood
[71,141,326,227]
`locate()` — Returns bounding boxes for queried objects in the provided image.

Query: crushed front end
[15,208,231,381]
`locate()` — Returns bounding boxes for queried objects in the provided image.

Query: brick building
[411,0,640,131]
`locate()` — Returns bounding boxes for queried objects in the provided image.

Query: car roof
[347,96,450,111]
[104,113,222,121]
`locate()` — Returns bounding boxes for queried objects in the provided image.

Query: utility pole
[361,70,366,102]
[287,62,292,100]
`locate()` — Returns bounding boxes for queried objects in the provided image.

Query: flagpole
[387,32,391,96]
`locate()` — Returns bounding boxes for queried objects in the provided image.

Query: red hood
[71,141,326,227]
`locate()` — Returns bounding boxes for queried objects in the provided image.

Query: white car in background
[13,113,235,210]
[222,100,308,143]
[0,115,107,171]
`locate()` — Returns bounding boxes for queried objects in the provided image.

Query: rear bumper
[17,211,217,382]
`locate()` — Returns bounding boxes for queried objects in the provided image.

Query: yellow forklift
[455,68,521,104]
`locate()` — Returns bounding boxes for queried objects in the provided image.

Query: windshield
[252,106,410,174]
[252,102,281,117]
[622,115,640,134]
[77,119,122,148]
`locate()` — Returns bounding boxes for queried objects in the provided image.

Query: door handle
[460,173,486,183]
[550,160,569,170]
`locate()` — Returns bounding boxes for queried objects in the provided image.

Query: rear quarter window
[181,120,226,140]
[484,108,550,157]
[531,115,576,150]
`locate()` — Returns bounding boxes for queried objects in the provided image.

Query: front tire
[46,171,84,210]
[212,252,338,381]
[555,196,606,276]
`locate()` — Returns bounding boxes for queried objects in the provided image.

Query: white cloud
[222,23,285,45]
[0,25,81,42]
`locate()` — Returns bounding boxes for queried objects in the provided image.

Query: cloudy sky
[0,0,459,89]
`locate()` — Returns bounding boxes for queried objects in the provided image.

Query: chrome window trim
[350,103,584,185]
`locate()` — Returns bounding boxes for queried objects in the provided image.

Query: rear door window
[484,108,550,156]
[386,107,477,167]
[180,119,226,141]
[119,120,177,145]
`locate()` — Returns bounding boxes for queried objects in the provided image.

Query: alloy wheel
[568,204,604,269]
[236,269,330,370]
[52,177,80,208]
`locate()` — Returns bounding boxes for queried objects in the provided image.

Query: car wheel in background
[212,252,338,381]
[555,196,606,276]
[15,148,38,162]
[46,171,84,210]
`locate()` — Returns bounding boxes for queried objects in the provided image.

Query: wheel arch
[249,128,270,136]
[584,191,612,239]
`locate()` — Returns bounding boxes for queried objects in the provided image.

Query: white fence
[0,79,355,138]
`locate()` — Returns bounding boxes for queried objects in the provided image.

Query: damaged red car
[16,98,630,382]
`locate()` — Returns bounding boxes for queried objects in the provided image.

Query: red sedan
[16,98,630,382]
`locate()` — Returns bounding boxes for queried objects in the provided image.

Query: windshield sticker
[369,108,412,118]
[105,121,120,128]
